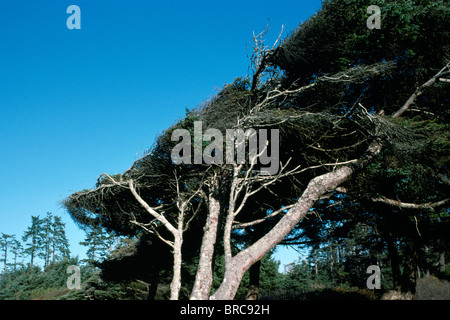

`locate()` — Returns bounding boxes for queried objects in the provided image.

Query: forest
[1,0,450,300]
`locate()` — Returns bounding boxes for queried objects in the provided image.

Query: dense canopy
[63,0,449,300]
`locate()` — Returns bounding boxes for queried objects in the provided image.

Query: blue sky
[0,0,321,268]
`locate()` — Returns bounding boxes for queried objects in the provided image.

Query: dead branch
[232,204,295,229]
[249,62,395,114]
[128,179,179,236]
[372,196,450,210]
[249,23,285,92]
[393,62,450,118]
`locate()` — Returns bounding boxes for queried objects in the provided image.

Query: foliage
[61,0,450,299]
[21,213,71,270]
[80,224,117,267]
[0,213,79,300]
[0,258,80,300]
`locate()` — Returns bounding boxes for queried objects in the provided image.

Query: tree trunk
[190,195,221,300]
[208,118,384,300]
[314,249,319,275]
[329,246,334,278]
[245,223,265,300]
[401,242,418,294]
[170,234,183,300]
[30,251,34,273]
[245,260,261,300]
[387,238,402,289]
[210,166,354,300]
[147,267,159,300]
[2,244,7,274]
[439,252,445,272]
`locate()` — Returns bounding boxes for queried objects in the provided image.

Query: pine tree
[35,212,72,269]
[51,215,70,263]
[21,214,71,272]
[39,212,53,269]
[80,225,113,267]
[22,215,44,269]
[10,238,23,272]
[1,233,15,274]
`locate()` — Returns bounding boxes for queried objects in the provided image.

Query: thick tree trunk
[190,195,221,300]
[210,166,354,300]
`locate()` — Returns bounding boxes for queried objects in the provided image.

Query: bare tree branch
[232,204,295,229]
[128,179,179,237]
[393,62,450,118]
[249,23,284,92]
[248,62,395,114]
[372,197,450,210]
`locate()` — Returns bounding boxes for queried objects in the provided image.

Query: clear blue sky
[0,0,321,268]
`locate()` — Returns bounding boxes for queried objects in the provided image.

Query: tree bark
[372,197,450,210]
[190,194,221,300]
[130,179,185,300]
[170,233,183,300]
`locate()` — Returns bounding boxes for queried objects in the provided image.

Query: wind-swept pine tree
[64,0,449,299]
